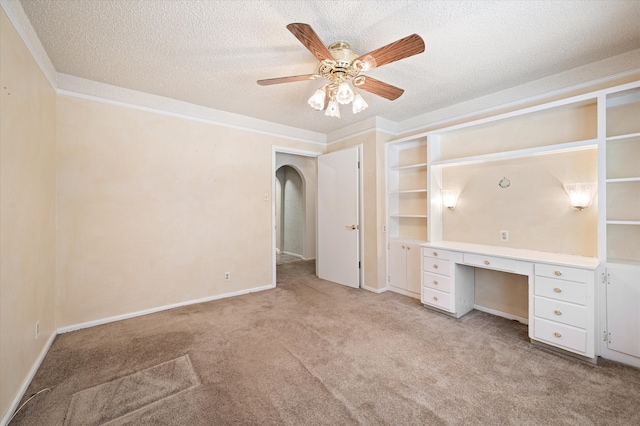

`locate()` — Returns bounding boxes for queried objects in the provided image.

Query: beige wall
[55,95,321,327]
[0,8,57,419]
[442,149,598,256]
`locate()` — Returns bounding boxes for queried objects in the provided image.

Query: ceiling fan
[257,23,425,118]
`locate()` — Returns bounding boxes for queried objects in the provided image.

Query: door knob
[345,225,358,230]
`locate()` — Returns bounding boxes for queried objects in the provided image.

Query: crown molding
[397,50,640,136]
[1,0,57,90]
[57,74,327,146]
[326,116,398,145]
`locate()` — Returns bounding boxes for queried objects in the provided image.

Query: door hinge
[603,330,608,342]
[358,261,361,269]
[387,243,390,250]
[357,161,360,169]
[388,275,391,282]
[602,272,607,284]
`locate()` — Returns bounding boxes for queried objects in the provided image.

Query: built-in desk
[420,241,600,360]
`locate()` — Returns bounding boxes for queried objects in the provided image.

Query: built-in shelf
[389,189,428,194]
[606,220,640,225]
[606,132,640,141]
[430,139,597,167]
[606,177,640,183]
[607,258,640,267]
[390,163,427,171]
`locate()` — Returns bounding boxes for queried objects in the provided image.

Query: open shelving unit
[385,137,428,298]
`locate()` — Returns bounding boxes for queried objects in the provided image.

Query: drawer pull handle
[554,310,562,316]
[407,246,411,251]
[554,287,562,293]
[433,251,438,256]
[554,332,562,338]
[433,264,438,269]
[554,271,562,276]
[433,280,438,285]
[402,245,405,249]
[484,260,490,265]
[433,296,438,301]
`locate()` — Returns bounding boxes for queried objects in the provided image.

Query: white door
[607,266,640,358]
[317,147,360,288]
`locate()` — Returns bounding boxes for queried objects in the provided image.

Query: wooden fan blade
[355,34,425,71]
[287,23,334,62]
[356,76,404,100]
[257,74,318,86]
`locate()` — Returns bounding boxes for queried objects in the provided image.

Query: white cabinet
[599,84,640,367]
[388,241,421,296]
[421,246,474,318]
[602,265,640,366]
[532,263,595,358]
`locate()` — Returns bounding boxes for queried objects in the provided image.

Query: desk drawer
[535,276,587,305]
[423,272,451,293]
[534,318,586,354]
[534,296,587,329]
[422,287,451,311]
[423,248,451,261]
[535,263,589,283]
[463,253,516,272]
[423,258,450,275]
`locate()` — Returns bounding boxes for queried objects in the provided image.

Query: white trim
[386,286,420,299]
[57,284,275,334]
[473,304,529,325]
[57,88,326,146]
[361,285,388,294]
[281,251,305,259]
[0,0,57,90]
[397,66,640,136]
[1,331,56,426]
[326,116,398,144]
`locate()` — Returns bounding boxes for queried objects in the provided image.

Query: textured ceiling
[16,0,640,135]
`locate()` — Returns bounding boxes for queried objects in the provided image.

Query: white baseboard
[361,284,389,294]
[57,283,275,334]
[281,251,304,259]
[1,331,56,426]
[473,304,528,325]
[386,286,420,300]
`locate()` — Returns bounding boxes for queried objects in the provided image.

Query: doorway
[273,148,319,284]
[275,165,305,263]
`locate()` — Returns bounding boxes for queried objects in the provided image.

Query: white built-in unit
[599,85,640,366]
[385,138,428,298]
[385,80,640,366]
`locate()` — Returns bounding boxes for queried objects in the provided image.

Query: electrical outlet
[224,272,231,282]
[500,230,509,242]
[35,321,40,339]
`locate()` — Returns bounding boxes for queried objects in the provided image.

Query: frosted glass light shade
[563,183,596,210]
[336,82,354,105]
[307,88,326,110]
[352,93,368,114]
[325,100,341,118]
[442,190,458,210]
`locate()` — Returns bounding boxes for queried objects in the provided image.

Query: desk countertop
[421,241,601,269]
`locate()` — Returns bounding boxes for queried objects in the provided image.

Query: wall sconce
[563,183,596,210]
[442,190,459,210]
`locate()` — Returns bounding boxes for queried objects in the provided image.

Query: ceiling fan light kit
[258,23,425,119]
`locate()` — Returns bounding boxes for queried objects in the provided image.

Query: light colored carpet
[11,260,640,425]
[63,355,199,425]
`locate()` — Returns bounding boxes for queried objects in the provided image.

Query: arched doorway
[275,165,305,263]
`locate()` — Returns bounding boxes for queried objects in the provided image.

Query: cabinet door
[389,241,407,289]
[607,266,640,358]
[405,243,421,294]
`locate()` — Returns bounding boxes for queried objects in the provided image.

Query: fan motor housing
[320,42,361,82]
